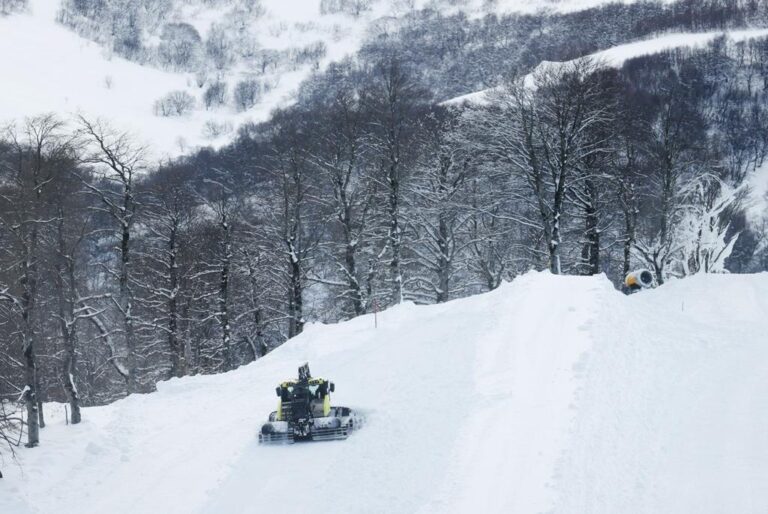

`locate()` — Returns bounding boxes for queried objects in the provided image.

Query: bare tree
[154,91,196,117]
[77,117,146,394]
[408,108,473,302]
[307,78,378,316]
[263,109,322,337]
[49,166,100,425]
[234,79,261,112]
[364,57,429,303]
[634,82,705,284]
[473,58,612,274]
[0,114,74,446]
[137,169,196,378]
[194,174,241,371]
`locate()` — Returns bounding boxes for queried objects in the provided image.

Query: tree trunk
[344,234,364,316]
[549,212,562,274]
[56,214,82,425]
[21,245,40,446]
[287,249,303,338]
[581,181,600,275]
[23,337,39,447]
[219,215,232,371]
[167,223,185,378]
[120,195,137,393]
[436,214,451,303]
[388,163,403,302]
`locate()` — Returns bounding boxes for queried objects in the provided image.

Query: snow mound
[1,271,767,513]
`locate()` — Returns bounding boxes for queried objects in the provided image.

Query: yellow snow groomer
[259,363,358,444]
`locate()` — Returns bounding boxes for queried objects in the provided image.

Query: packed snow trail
[1,272,767,513]
[201,273,601,514]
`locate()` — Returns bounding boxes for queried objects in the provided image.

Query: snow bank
[1,271,767,513]
[554,273,768,513]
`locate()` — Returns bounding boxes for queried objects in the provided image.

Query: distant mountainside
[0,0,706,158]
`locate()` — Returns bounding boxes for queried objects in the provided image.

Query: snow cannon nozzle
[624,269,654,293]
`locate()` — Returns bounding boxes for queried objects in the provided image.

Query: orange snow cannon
[624,269,654,293]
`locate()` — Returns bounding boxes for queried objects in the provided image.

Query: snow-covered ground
[1,271,766,514]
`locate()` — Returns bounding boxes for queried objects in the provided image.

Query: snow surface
[445,29,768,106]
[1,271,767,513]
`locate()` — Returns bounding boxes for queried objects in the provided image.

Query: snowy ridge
[445,28,768,106]
[2,271,767,513]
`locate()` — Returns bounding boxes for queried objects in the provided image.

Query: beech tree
[363,57,430,303]
[263,109,321,337]
[408,108,472,302]
[466,58,612,274]
[306,71,378,316]
[78,117,146,393]
[0,114,76,445]
[137,167,196,378]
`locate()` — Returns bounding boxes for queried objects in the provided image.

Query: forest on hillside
[1,0,767,451]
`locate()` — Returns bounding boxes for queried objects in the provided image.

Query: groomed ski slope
[1,272,767,513]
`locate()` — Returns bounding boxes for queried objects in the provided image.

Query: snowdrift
[1,272,767,514]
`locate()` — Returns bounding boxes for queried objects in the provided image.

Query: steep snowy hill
[0,0,676,160]
[1,271,766,514]
[0,0,380,159]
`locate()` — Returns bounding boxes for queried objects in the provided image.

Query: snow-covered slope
[445,29,768,106]
[0,0,379,159]
[0,0,677,160]
[1,271,767,514]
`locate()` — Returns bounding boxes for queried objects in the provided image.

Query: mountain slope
[1,271,766,513]
[0,0,678,159]
[445,28,768,106]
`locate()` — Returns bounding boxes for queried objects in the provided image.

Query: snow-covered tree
[363,57,430,303]
[77,117,146,394]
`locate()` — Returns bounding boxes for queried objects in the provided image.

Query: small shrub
[233,79,261,111]
[203,81,228,110]
[202,120,233,139]
[153,90,196,117]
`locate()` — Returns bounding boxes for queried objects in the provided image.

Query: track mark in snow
[421,273,620,514]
